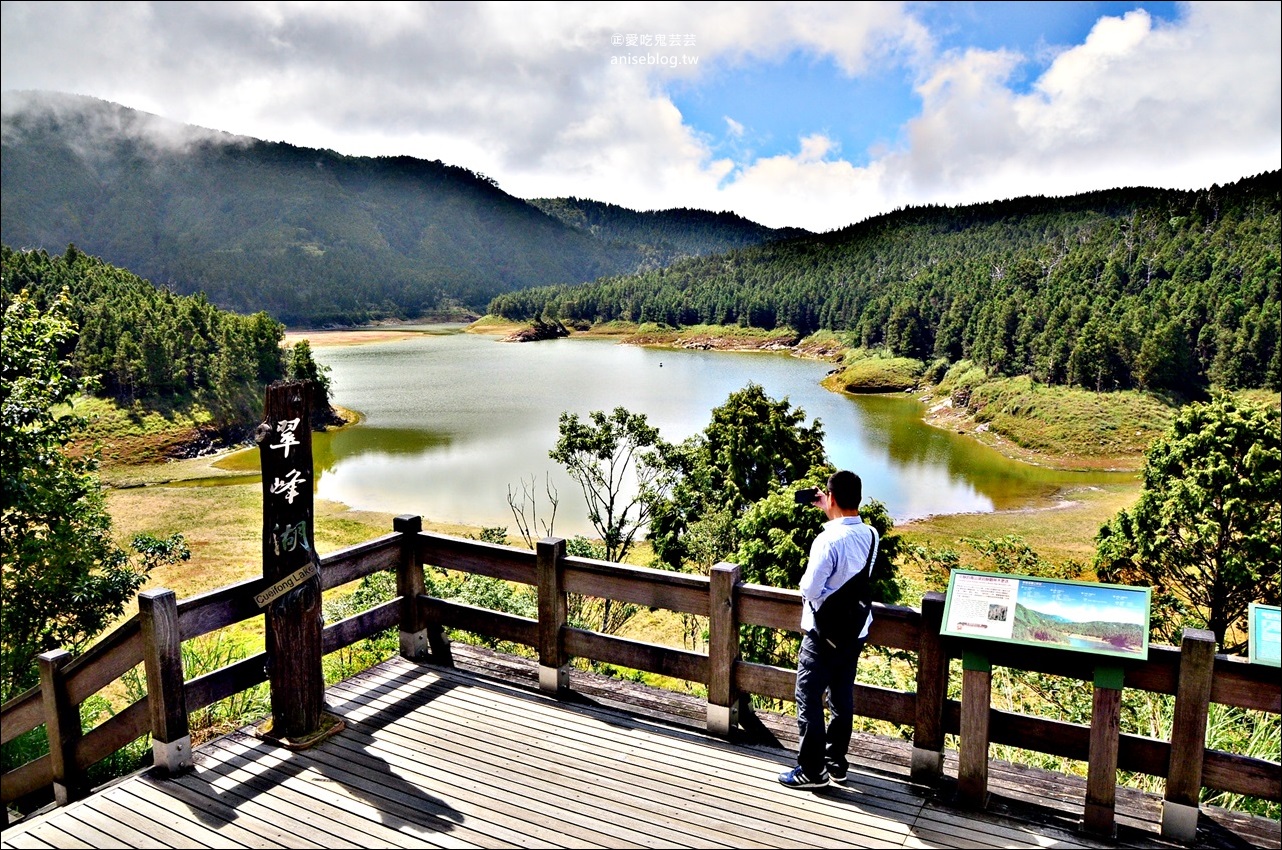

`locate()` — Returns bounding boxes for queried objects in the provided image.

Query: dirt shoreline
[284,328,429,347]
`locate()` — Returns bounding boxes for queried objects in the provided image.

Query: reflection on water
[315,427,456,470]
[211,326,1132,537]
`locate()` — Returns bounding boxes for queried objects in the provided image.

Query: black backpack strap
[840,524,879,605]
[808,525,879,646]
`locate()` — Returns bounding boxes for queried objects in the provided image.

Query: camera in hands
[793,487,820,505]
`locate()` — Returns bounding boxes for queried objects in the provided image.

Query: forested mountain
[0,91,800,326]
[1,244,284,405]
[528,198,809,270]
[492,173,1281,396]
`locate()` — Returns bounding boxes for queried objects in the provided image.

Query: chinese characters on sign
[268,418,307,504]
[610,33,696,46]
[269,417,301,457]
[257,410,317,609]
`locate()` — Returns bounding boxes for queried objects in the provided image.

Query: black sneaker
[825,761,848,783]
[778,765,829,789]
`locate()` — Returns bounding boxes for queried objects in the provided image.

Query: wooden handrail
[3,520,1278,838]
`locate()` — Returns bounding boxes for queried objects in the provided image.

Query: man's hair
[827,470,862,510]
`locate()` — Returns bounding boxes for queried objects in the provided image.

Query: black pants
[795,629,864,778]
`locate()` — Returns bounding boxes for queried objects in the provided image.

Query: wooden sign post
[254,381,341,747]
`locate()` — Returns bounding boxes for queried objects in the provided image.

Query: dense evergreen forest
[1,245,285,404]
[1,91,799,327]
[492,172,1281,397]
[528,198,808,270]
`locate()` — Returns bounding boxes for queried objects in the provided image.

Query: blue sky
[2,2,1277,232]
[1018,579,1149,625]
[672,2,1182,171]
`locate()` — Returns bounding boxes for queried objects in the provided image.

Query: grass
[465,315,525,334]
[67,385,264,467]
[895,480,1140,577]
[821,347,925,393]
[921,363,1181,471]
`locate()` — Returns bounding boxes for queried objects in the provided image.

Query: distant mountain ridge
[1013,603,1145,652]
[529,197,810,270]
[0,90,803,326]
[490,170,1280,395]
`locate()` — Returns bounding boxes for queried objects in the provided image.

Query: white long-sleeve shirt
[798,515,878,637]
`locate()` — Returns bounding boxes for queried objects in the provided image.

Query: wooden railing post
[912,591,948,782]
[1162,627,1216,842]
[138,589,191,775]
[957,649,992,808]
[537,537,568,695]
[38,650,82,806]
[707,562,741,736]
[1084,665,1124,836]
[396,514,452,664]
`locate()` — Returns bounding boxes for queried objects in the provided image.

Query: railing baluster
[957,649,992,808]
[139,588,191,775]
[1084,665,1125,836]
[37,650,81,806]
[912,591,948,782]
[396,514,438,662]
[707,562,741,736]
[537,537,569,694]
[1163,627,1216,842]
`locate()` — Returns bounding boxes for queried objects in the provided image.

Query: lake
[220,327,1131,538]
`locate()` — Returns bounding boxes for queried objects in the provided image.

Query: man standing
[778,470,878,790]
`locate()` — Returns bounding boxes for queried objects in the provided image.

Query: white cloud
[883,3,1282,207]
[1,1,1278,232]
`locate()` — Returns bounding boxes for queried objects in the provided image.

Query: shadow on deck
[3,647,1278,849]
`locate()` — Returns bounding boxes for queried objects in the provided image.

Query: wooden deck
[3,653,1278,849]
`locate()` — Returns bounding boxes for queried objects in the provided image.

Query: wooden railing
[3,515,1278,843]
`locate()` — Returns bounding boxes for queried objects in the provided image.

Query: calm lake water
[219,326,1131,538]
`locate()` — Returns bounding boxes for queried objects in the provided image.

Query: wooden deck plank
[111,783,253,850]
[200,733,583,849]
[328,675,827,847]
[130,774,327,850]
[329,663,918,848]
[325,671,764,850]
[334,664,926,827]
[169,748,416,850]
[11,826,89,850]
[0,831,53,850]
[169,742,460,850]
[162,770,336,849]
[14,808,120,849]
[87,793,214,850]
[294,717,727,848]
[60,804,173,849]
[204,729,630,849]
[194,740,476,849]
[5,654,1277,850]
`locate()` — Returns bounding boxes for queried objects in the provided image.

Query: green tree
[732,480,902,669]
[1,290,188,701]
[648,383,828,570]
[548,407,669,564]
[284,338,336,427]
[1094,394,1281,649]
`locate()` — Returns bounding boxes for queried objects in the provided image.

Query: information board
[1249,603,1281,667]
[941,570,1151,660]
